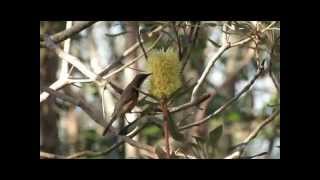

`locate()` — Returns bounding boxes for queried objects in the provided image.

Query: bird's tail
[102,115,117,136]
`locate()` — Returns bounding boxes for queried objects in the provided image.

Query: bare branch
[224,108,280,159]
[172,22,182,60]
[208,38,222,48]
[244,109,280,144]
[179,60,266,131]
[43,87,228,159]
[181,22,200,72]
[137,27,148,61]
[97,25,165,77]
[60,21,72,78]
[40,151,66,159]
[40,21,97,47]
[101,34,162,80]
[41,87,111,131]
[190,21,277,102]
[40,78,69,103]
[43,35,100,81]
[169,93,212,113]
[41,26,163,103]
[190,44,229,102]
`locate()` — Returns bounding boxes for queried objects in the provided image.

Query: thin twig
[208,38,222,48]
[224,108,280,159]
[181,22,200,73]
[41,26,163,103]
[190,21,277,102]
[180,60,266,131]
[40,151,66,159]
[40,21,97,47]
[44,35,100,81]
[75,123,149,158]
[41,87,111,130]
[60,21,72,78]
[172,22,182,60]
[190,44,230,102]
[40,78,69,103]
[137,28,148,61]
[42,71,208,160]
[105,31,128,37]
[101,34,162,80]
[169,93,211,113]
[97,25,165,77]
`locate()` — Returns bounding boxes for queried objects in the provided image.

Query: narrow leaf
[208,124,223,148]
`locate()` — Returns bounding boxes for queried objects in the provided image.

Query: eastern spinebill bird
[102,73,151,136]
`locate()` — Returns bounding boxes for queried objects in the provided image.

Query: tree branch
[190,21,277,102]
[40,21,97,47]
[43,35,100,81]
[43,88,159,159]
[169,93,211,113]
[40,78,69,103]
[224,108,280,159]
[101,34,162,80]
[40,151,66,159]
[97,25,165,77]
[179,59,266,131]
[40,24,164,104]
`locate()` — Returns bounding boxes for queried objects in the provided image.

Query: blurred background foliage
[40,21,280,159]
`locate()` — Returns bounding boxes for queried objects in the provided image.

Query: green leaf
[208,124,223,148]
[167,112,185,141]
[227,112,241,122]
[142,126,161,136]
[155,145,167,159]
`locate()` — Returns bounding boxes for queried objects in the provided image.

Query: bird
[102,73,151,136]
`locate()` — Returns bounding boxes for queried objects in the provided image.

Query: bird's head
[132,73,152,87]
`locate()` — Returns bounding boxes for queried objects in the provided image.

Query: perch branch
[42,88,162,158]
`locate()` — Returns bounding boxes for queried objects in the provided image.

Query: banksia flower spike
[147,48,182,158]
[147,48,182,100]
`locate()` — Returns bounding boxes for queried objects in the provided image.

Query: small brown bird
[102,73,151,136]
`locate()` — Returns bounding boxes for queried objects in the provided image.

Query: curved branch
[179,60,266,131]
[224,108,280,159]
